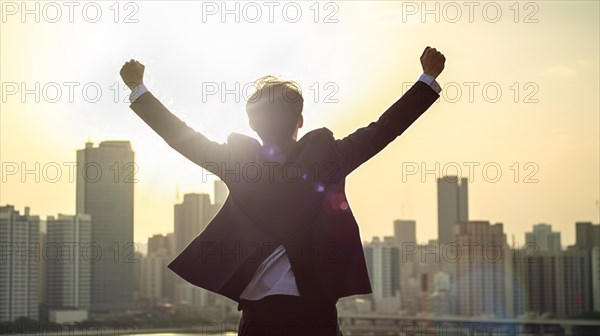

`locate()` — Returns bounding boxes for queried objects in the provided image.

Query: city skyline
[2,152,599,250]
[2,172,598,324]
[2,150,597,253]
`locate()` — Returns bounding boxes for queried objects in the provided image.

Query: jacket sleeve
[129,92,229,179]
[333,81,440,176]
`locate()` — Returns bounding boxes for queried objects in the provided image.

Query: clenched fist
[120,59,145,90]
[420,47,445,79]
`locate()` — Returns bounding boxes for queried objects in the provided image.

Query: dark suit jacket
[129,81,440,305]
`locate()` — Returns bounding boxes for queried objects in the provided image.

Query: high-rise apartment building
[525,223,562,252]
[363,237,401,313]
[454,221,508,317]
[45,214,92,310]
[0,206,40,322]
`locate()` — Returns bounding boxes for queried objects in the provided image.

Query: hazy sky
[1,1,598,248]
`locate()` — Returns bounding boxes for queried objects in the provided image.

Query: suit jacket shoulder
[227,132,260,146]
[304,127,334,140]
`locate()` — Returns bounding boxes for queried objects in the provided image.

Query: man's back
[127,79,441,303]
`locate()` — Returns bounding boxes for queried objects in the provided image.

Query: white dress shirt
[129,74,442,300]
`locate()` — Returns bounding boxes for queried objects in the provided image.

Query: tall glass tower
[76,141,134,312]
[437,176,468,245]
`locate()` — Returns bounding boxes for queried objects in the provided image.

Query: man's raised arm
[333,47,446,176]
[119,59,229,177]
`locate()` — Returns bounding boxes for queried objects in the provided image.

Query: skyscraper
[510,248,560,318]
[76,141,135,312]
[0,205,40,322]
[141,233,175,302]
[392,219,418,309]
[560,249,592,317]
[574,222,600,250]
[454,220,508,317]
[525,223,562,252]
[363,237,401,313]
[148,233,172,256]
[437,176,468,245]
[45,214,92,311]
[393,219,416,245]
[174,193,216,253]
[173,193,218,308]
[509,247,593,318]
[571,221,599,314]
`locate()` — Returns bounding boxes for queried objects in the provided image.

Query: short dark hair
[246,75,304,142]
